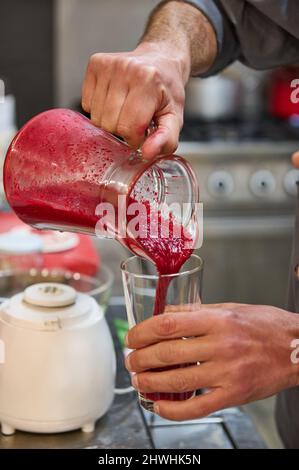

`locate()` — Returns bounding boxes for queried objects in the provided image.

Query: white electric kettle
[0,282,117,435]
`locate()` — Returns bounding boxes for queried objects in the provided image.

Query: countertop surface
[0,302,266,449]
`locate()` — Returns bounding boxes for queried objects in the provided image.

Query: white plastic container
[0,282,116,435]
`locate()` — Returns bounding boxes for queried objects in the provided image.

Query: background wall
[0,0,162,125]
[55,0,161,108]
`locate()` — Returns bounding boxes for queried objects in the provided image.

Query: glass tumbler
[121,253,203,412]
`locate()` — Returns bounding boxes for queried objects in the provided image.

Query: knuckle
[231,362,246,387]
[171,372,189,392]
[156,314,177,337]
[234,334,251,357]
[221,309,235,322]
[130,62,160,82]
[217,363,248,403]
[118,56,137,72]
[116,125,141,149]
[219,309,239,330]
[234,377,252,402]
[101,117,115,134]
[143,65,160,82]
[128,351,140,371]
[126,327,138,348]
[116,122,132,139]
[89,53,115,71]
[156,342,176,365]
[224,336,240,358]
[135,67,148,82]
[126,57,141,74]
[88,53,101,69]
[90,114,102,128]
[81,98,90,112]
[126,56,139,68]
[138,373,152,392]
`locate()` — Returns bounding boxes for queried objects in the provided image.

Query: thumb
[141,113,181,160]
[155,388,226,421]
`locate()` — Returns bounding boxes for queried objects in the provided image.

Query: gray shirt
[188,0,299,75]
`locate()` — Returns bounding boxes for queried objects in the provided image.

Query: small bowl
[0,265,114,312]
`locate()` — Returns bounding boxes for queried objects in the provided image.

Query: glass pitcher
[3,109,199,257]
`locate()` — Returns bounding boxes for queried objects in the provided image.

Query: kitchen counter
[0,302,266,449]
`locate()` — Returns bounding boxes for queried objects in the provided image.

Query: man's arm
[141,0,299,75]
[139,1,217,77]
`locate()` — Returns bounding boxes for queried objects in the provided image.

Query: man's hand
[125,303,299,421]
[81,1,217,160]
[82,44,187,160]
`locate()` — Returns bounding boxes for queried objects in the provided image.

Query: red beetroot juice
[125,198,195,403]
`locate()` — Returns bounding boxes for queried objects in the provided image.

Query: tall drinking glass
[121,253,203,412]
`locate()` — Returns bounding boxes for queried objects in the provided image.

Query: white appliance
[0,282,116,435]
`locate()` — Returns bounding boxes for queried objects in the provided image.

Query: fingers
[90,72,114,127]
[292,151,299,168]
[81,58,97,113]
[82,53,159,150]
[141,112,182,160]
[133,363,219,394]
[81,52,184,159]
[154,388,227,421]
[126,337,214,373]
[116,87,158,150]
[126,310,213,349]
[100,78,129,135]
